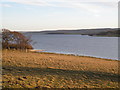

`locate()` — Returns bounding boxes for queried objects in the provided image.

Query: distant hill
[25,28,119,37]
[93,30,120,37]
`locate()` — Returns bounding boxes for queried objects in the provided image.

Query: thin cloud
[3,0,118,14]
[4,0,53,6]
[5,0,118,6]
[0,4,12,7]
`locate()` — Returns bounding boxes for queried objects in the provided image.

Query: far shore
[2,50,119,88]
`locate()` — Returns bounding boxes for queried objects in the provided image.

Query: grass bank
[2,50,119,89]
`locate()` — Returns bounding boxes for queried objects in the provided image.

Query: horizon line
[2,27,118,32]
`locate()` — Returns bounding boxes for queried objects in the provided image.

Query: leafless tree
[2,29,33,50]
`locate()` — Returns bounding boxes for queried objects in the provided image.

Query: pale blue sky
[0,0,118,31]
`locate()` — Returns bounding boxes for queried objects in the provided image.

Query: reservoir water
[30,34,118,60]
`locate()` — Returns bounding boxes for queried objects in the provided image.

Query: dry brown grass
[2,50,119,89]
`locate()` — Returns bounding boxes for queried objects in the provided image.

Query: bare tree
[2,29,33,50]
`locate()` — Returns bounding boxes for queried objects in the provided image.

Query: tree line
[2,29,33,50]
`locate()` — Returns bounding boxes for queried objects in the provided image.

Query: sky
[0,0,119,31]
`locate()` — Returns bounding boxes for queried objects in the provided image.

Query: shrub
[2,29,33,49]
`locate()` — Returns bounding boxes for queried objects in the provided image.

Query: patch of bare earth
[2,50,119,89]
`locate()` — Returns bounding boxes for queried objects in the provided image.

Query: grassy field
[2,50,119,89]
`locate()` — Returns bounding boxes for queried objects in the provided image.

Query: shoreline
[30,49,119,61]
[42,52,119,61]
